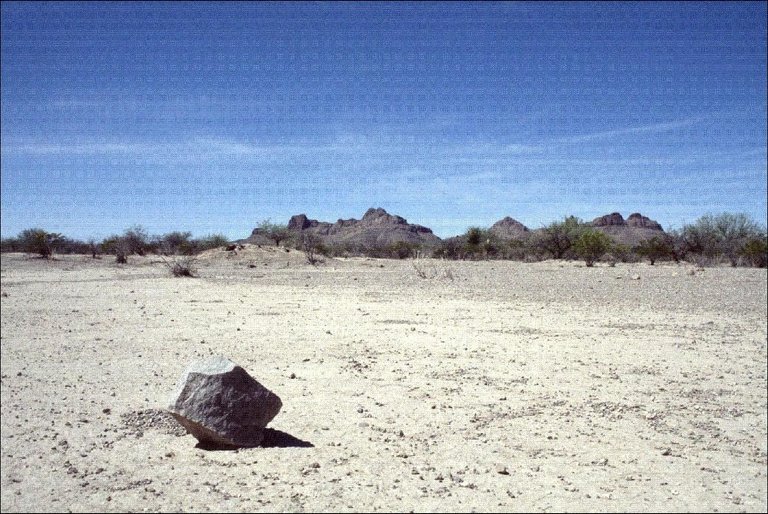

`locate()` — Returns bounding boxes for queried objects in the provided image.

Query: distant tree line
[427,213,765,268]
[2,213,766,268]
[0,225,229,262]
[258,212,764,268]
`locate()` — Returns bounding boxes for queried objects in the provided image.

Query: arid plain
[1,246,766,512]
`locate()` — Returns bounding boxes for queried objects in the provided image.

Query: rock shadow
[260,428,314,448]
[194,428,314,451]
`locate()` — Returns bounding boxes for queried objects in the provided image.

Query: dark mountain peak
[626,213,663,231]
[489,217,530,240]
[252,208,440,247]
[287,214,312,231]
[361,207,407,225]
[592,212,626,227]
[590,212,663,231]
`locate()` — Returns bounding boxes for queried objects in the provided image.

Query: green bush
[679,213,764,267]
[532,216,585,259]
[634,235,676,265]
[18,229,63,259]
[195,234,230,252]
[740,234,768,268]
[387,241,419,259]
[259,219,291,247]
[573,229,612,267]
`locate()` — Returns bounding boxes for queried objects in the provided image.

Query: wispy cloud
[553,116,706,144]
[3,142,159,155]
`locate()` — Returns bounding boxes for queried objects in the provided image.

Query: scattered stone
[661,448,672,456]
[631,274,641,280]
[167,355,282,447]
[120,409,187,437]
[495,465,510,475]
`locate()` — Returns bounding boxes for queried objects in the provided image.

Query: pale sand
[1,249,766,512]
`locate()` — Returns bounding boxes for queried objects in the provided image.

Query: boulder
[168,355,282,447]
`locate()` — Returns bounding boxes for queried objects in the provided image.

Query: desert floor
[1,247,766,512]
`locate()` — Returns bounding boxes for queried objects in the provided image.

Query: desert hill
[242,209,667,251]
[246,208,441,248]
[489,217,530,240]
[588,212,665,247]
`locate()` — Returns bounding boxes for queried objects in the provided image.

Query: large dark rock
[167,356,282,447]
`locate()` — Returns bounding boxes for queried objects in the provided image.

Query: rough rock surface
[589,212,664,246]
[254,207,441,248]
[626,212,663,230]
[591,212,628,227]
[489,217,530,240]
[167,355,282,447]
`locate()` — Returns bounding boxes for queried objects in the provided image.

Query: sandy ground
[1,247,766,512]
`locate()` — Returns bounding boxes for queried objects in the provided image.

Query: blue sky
[2,1,766,240]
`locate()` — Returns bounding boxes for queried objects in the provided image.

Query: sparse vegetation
[573,229,612,267]
[634,235,676,265]
[676,213,766,267]
[412,258,454,280]
[161,255,199,277]
[300,233,323,265]
[531,216,585,260]
[18,229,64,259]
[1,212,764,269]
[259,219,291,247]
[740,233,768,268]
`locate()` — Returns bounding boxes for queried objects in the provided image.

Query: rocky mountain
[589,212,665,246]
[489,217,530,240]
[247,208,441,248]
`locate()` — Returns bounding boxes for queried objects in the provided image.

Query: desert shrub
[101,235,131,263]
[500,239,531,261]
[634,235,676,265]
[195,234,230,252]
[531,216,585,260]
[158,231,194,255]
[1,237,22,253]
[432,239,463,260]
[462,227,500,260]
[740,234,768,268]
[300,233,323,265]
[122,225,151,256]
[608,243,638,263]
[87,238,100,258]
[466,227,483,247]
[412,258,454,280]
[18,228,64,259]
[573,229,612,267]
[387,241,419,259]
[161,255,198,277]
[259,219,291,247]
[678,213,764,267]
